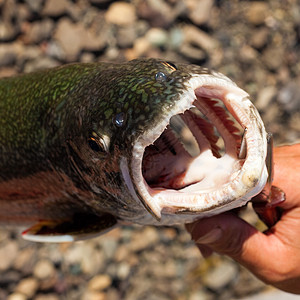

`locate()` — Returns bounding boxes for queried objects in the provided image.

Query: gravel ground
[0,0,300,299]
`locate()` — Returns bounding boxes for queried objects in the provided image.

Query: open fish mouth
[130,74,268,223]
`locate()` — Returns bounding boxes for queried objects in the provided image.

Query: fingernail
[195,227,222,245]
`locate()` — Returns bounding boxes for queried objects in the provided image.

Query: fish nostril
[113,112,126,128]
[155,71,167,82]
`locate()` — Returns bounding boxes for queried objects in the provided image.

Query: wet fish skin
[0,58,268,241]
[0,59,202,224]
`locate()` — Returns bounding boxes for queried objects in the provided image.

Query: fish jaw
[130,73,268,225]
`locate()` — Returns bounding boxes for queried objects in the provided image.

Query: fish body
[0,59,269,242]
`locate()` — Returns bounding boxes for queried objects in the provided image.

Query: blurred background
[0,0,299,299]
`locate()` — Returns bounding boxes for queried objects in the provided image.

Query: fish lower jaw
[136,162,268,225]
[131,75,268,224]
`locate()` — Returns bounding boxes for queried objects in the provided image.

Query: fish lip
[130,74,268,223]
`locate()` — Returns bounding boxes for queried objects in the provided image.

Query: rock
[24,0,44,13]
[13,247,36,274]
[180,25,215,61]
[82,291,106,300]
[116,262,130,279]
[105,2,136,26]
[129,226,159,252]
[23,56,60,73]
[145,28,169,47]
[21,18,55,44]
[234,266,266,297]
[255,86,276,111]
[245,2,269,26]
[250,28,270,50]
[80,52,96,63]
[53,18,84,61]
[16,277,38,298]
[262,46,284,71]
[125,37,151,60]
[277,80,300,113]
[116,25,137,48]
[0,22,17,41]
[15,3,32,24]
[202,260,238,291]
[185,0,214,25]
[88,274,112,291]
[0,241,18,271]
[33,259,56,280]
[42,0,70,17]
[0,67,17,78]
[34,295,60,300]
[137,0,176,28]
[0,0,20,41]
[0,43,17,66]
[183,25,220,53]
[7,293,27,300]
[42,40,65,60]
[239,45,258,63]
[54,18,106,62]
[64,243,106,275]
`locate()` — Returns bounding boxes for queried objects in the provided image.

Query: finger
[188,212,293,287]
[273,144,300,210]
[197,244,214,258]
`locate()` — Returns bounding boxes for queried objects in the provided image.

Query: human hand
[186,144,300,294]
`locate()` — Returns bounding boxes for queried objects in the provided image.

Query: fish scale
[0,58,280,242]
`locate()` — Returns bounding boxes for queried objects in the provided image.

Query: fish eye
[155,71,167,82]
[113,112,126,128]
[165,61,177,70]
[88,137,105,153]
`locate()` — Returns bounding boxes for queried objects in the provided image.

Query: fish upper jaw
[129,73,268,225]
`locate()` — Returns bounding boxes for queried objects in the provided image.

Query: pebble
[245,2,269,26]
[250,28,270,50]
[16,277,39,298]
[13,246,36,273]
[182,25,219,54]
[21,19,55,44]
[277,80,300,113]
[7,293,27,300]
[145,28,169,47]
[25,0,44,13]
[0,43,17,66]
[54,18,106,61]
[185,0,214,25]
[53,18,83,61]
[137,0,175,28]
[23,56,60,73]
[33,259,56,280]
[42,0,70,17]
[82,291,106,300]
[88,274,112,291]
[105,2,136,26]
[129,226,159,252]
[0,241,18,271]
[262,46,284,71]
[255,86,277,111]
[202,259,238,291]
[34,295,60,300]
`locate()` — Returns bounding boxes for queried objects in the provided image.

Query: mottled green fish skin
[0,58,212,227]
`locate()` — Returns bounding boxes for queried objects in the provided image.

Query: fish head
[75,59,268,225]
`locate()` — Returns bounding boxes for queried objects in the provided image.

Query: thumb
[186,212,288,286]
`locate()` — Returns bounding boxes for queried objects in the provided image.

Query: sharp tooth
[239,127,247,159]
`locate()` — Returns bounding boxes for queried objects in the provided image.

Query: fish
[0,58,272,242]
